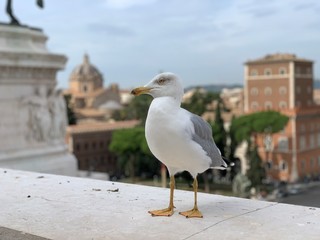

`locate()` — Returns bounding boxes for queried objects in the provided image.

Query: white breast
[145,97,211,176]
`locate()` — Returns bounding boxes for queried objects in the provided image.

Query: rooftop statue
[6,0,44,25]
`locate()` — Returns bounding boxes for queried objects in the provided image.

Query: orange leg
[179,177,203,218]
[148,175,175,217]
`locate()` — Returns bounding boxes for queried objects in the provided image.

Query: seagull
[131,72,227,218]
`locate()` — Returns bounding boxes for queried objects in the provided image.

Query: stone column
[0,24,77,176]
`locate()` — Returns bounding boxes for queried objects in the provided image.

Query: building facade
[64,54,122,122]
[244,53,320,182]
[66,120,139,177]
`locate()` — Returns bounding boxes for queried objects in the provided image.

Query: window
[279,86,287,95]
[250,69,258,76]
[299,136,306,150]
[264,87,272,96]
[251,102,259,110]
[278,137,288,151]
[83,85,88,92]
[279,101,287,109]
[295,67,301,75]
[264,68,272,75]
[265,101,272,109]
[279,67,286,75]
[76,143,80,151]
[250,87,259,96]
[266,161,273,170]
[310,134,315,149]
[300,125,306,133]
[279,160,288,172]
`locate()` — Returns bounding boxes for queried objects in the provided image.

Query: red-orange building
[244,53,320,182]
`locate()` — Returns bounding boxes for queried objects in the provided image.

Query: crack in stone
[38,197,69,204]
[183,203,279,240]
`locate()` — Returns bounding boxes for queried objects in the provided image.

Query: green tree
[109,127,158,182]
[231,110,289,189]
[211,99,227,157]
[112,95,152,125]
[227,115,238,160]
[182,89,219,116]
[232,110,289,144]
[227,115,241,180]
[246,146,266,190]
[64,94,77,125]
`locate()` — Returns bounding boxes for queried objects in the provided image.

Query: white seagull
[131,72,227,218]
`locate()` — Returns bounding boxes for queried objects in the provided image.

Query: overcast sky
[5,0,320,90]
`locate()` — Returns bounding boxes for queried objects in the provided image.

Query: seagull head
[131,72,184,102]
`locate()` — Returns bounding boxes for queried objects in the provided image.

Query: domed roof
[69,54,103,81]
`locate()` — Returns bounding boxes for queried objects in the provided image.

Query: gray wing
[190,114,227,169]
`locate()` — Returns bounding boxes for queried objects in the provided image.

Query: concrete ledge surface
[0,168,319,240]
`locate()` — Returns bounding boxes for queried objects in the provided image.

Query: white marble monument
[0,24,77,175]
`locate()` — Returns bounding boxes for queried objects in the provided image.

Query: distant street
[279,185,320,208]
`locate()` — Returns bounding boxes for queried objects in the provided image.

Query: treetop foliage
[182,88,220,116]
[112,95,152,125]
[109,127,151,156]
[231,110,289,143]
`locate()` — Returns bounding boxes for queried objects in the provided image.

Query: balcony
[1,168,319,240]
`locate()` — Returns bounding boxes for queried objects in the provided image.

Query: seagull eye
[157,78,167,85]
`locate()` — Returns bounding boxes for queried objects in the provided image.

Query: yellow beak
[131,87,152,96]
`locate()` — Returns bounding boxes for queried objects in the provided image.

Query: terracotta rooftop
[67,120,140,134]
[246,53,313,64]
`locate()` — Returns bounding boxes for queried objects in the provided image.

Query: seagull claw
[148,207,174,217]
[179,208,203,218]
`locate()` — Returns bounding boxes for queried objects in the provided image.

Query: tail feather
[211,156,234,170]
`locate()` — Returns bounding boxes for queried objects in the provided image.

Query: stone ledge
[0,227,49,240]
[0,168,319,240]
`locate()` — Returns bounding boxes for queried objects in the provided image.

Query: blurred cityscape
[63,52,320,207]
[1,1,320,209]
